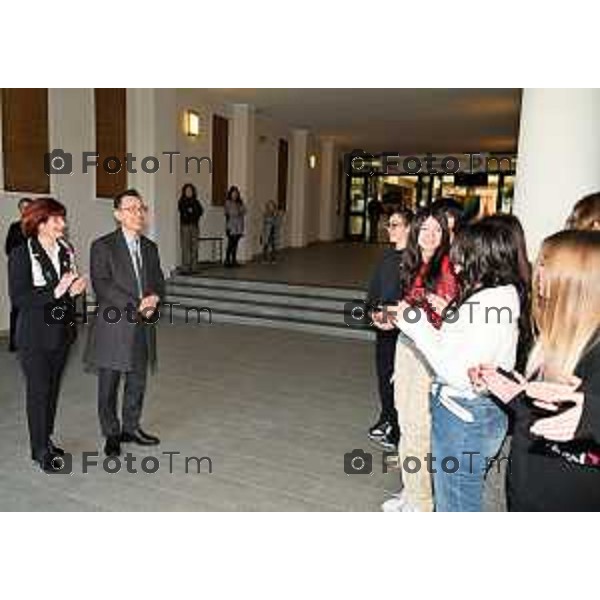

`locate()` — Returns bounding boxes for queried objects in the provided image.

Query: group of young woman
[367,192,600,511]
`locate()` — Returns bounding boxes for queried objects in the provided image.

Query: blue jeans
[430,383,508,512]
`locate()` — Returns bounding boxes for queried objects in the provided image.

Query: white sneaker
[381,491,421,512]
[381,491,406,512]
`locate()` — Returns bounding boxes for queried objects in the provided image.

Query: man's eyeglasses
[120,205,148,215]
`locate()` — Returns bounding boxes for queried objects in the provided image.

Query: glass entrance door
[346,176,368,240]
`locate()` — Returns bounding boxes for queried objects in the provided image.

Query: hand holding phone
[477,366,526,404]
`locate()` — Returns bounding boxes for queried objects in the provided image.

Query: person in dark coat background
[178,183,203,273]
[85,189,165,458]
[4,197,33,351]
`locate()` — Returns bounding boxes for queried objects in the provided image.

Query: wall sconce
[308,153,317,169]
[186,110,200,137]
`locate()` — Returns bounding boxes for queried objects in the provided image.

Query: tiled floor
[0,321,404,511]
[0,239,508,511]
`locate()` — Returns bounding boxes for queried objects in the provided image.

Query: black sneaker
[378,426,400,451]
[368,419,391,441]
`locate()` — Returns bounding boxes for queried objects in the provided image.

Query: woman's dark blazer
[8,243,71,352]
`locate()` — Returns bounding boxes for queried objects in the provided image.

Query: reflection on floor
[194,242,386,289]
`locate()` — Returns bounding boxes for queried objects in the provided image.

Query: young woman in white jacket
[392,219,525,511]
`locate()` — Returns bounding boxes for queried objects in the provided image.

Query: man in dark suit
[85,189,165,457]
[4,197,32,351]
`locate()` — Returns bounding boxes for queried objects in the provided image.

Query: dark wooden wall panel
[211,114,229,206]
[95,88,127,198]
[1,88,50,194]
[277,138,288,211]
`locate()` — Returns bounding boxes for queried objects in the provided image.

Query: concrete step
[166,284,346,312]
[168,305,373,341]
[164,275,372,340]
[169,275,364,301]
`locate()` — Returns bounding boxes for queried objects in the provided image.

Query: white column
[127,88,178,273]
[319,138,336,242]
[228,104,255,261]
[289,129,309,247]
[514,88,600,254]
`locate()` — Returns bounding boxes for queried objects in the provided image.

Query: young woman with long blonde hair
[478,230,600,511]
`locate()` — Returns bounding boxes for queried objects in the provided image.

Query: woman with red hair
[8,198,86,473]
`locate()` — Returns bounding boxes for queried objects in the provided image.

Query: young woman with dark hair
[224,186,246,267]
[476,230,600,511]
[430,197,464,242]
[393,220,522,511]
[8,198,87,473]
[383,208,460,512]
[482,214,533,373]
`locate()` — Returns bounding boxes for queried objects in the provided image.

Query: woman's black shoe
[49,441,65,456]
[38,452,64,474]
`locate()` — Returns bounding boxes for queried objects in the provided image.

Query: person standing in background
[224,186,246,267]
[430,197,464,243]
[261,200,282,263]
[5,197,33,352]
[85,189,165,458]
[178,183,203,274]
[367,198,383,243]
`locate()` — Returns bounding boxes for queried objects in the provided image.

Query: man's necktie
[132,239,143,298]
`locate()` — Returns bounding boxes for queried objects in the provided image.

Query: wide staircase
[164,274,373,340]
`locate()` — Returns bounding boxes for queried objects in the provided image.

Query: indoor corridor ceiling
[189,88,522,154]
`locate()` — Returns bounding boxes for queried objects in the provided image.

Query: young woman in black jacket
[475,230,600,511]
[8,198,86,473]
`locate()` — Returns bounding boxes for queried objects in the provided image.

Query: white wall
[305,133,322,244]
[0,88,341,332]
[174,90,296,260]
[254,115,293,249]
[0,88,116,332]
[174,90,231,261]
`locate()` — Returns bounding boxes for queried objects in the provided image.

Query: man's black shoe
[104,436,121,457]
[121,429,160,446]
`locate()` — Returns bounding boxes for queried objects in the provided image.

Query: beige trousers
[393,337,434,512]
